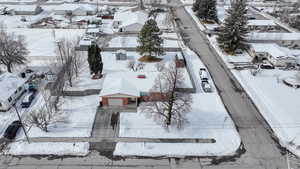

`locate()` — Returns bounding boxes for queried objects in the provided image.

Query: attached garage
[108,98,123,106]
[99,77,140,107]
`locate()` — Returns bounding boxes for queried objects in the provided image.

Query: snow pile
[6,142,89,156]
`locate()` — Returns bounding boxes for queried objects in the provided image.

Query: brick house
[99,77,140,107]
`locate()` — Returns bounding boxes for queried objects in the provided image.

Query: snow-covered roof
[54,3,95,12]
[248,20,276,26]
[86,28,100,33]
[114,9,148,28]
[248,33,300,41]
[251,43,296,59]
[0,73,26,102]
[99,77,140,97]
[1,5,39,12]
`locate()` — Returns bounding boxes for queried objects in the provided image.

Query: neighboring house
[249,43,297,66]
[1,5,43,15]
[113,9,148,32]
[54,4,96,16]
[248,20,277,31]
[99,77,140,107]
[0,73,26,112]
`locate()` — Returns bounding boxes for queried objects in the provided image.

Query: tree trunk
[7,63,12,73]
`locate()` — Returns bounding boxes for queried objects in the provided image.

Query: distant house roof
[99,77,140,97]
[251,43,296,59]
[0,73,26,102]
[1,5,39,12]
[248,33,300,41]
[114,9,148,28]
[55,3,95,12]
[248,20,276,26]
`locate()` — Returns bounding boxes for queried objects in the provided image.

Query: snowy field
[17,95,98,138]
[114,47,241,157]
[6,28,85,65]
[184,5,300,157]
[5,142,89,156]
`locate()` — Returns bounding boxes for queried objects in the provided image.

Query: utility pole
[13,105,30,143]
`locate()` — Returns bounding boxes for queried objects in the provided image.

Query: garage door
[108,98,123,106]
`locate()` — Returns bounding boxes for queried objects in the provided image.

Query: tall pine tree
[195,0,218,23]
[192,0,200,12]
[217,0,248,54]
[88,44,103,75]
[137,19,164,60]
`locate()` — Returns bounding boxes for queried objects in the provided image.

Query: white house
[250,43,297,66]
[0,73,26,112]
[2,5,43,15]
[54,4,96,16]
[113,9,148,32]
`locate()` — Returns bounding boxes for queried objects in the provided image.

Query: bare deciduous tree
[65,12,74,24]
[127,60,145,72]
[56,37,83,87]
[155,61,165,72]
[140,62,192,128]
[0,22,28,72]
[26,89,66,132]
[127,60,136,71]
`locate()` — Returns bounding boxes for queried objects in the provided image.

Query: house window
[0,102,2,107]
[18,87,22,91]
[8,97,12,102]
[14,90,18,94]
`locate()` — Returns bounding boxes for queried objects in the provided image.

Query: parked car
[21,93,35,108]
[260,63,275,69]
[25,68,34,73]
[4,121,22,140]
[199,68,208,80]
[137,74,146,79]
[201,80,212,93]
[27,82,37,92]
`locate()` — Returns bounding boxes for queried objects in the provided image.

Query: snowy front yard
[17,95,98,139]
[114,47,241,157]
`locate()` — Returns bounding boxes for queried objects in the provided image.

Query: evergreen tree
[192,0,200,12]
[137,19,164,59]
[88,44,103,75]
[217,0,248,54]
[196,0,218,22]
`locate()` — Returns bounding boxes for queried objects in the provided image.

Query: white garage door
[108,98,123,106]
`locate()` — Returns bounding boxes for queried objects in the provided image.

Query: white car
[201,80,212,93]
[199,68,208,81]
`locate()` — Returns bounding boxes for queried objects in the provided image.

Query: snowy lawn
[108,33,179,48]
[17,95,98,138]
[184,5,300,157]
[65,55,104,91]
[5,142,89,156]
[114,47,241,157]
